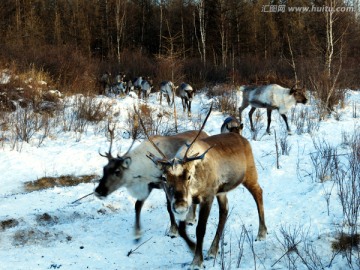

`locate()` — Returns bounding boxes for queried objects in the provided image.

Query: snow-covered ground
[0,88,359,270]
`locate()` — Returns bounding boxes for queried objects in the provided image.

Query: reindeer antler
[134,105,167,159]
[119,119,139,158]
[99,122,116,159]
[183,103,213,162]
[145,103,213,166]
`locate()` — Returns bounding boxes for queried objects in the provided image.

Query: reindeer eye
[188,175,191,180]
[114,169,121,176]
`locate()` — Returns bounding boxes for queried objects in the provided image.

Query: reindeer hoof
[287,130,293,135]
[134,229,143,241]
[189,262,204,270]
[255,229,267,241]
[206,251,218,260]
[167,230,179,238]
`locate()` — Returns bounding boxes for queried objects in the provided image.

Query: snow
[0,89,359,270]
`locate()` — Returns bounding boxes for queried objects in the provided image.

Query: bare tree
[309,0,348,118]
[115,0,127,62]
[196,0,206,65]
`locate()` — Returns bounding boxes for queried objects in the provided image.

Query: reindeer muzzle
[94,186,109,199]
[172,200,190,220]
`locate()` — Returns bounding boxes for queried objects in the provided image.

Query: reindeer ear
[122,157,132,169]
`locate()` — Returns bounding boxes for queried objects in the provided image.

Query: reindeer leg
[281,114,292,135]
[242,181,267,240]
[134,200,145,241]
[266,109,272,134]
[160,91,162,105]
[166,196,179,238]
[182,98,186,112]
[186,204,197,225]
[207,194,228,259]
[188,100,192,117]
[248,107,256,132]
[178,221,196,252]
[191,197,214,269]
[238,101,249,124]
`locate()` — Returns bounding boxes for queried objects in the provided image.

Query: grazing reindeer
[140,79,153,100]
[133,77,143,97]
[94,125,208,240]
[159,81,177,106]
[176,82,195,115]
[220,116,243,135]
[238,84,308,135]
[147,108,267,269]
[111,81,127,96]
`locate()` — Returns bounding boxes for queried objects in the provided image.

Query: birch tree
[115,0,127,62]
[197,0,206,65]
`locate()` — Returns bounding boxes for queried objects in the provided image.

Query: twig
[134,105,167,159]
[271,243,299,267]
[274,130,280,169]
[127,237,153,257]
[71,192,94,204]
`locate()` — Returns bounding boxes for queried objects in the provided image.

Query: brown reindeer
[147,108,267,269]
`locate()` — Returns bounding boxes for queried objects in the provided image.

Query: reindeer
[133,77,143,97]
[238,84,308,135]
[176,82,195,116]
[94,125,208,240]
[140,79,153,100]
[147,107,267,269]
[220,116,243,135]
[111,81,127,96]
[159,81,177,106]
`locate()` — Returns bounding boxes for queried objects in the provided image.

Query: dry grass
[24,174,98,192]
[332,233,360,252]
[0,218,19,231]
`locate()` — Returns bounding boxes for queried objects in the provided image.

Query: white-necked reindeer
[159,81,177,106]
[238,84,307,134]
[133,77,143,97]
[111,81,127,96]
[220,116,243,135]
[141,79,153,100]
[94,126,208,240]
[176,82,195,115]
[147,108,267,269]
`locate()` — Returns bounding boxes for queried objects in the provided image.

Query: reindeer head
[146,105,213,220]
[95,156,132,198]
[222,116,244,135]
[186,90,195,101]
[290,86,308,104]
[94,123,135,198]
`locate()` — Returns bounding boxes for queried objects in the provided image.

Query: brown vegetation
[24,174,98,192]
[0,0,358,106]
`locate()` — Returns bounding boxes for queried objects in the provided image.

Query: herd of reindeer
[95,74,308,269]
[100,72,195,116]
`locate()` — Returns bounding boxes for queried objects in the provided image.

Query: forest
[0,0,359,104]
[0,0,360,87]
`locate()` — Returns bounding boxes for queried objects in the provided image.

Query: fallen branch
[127,237,153,257]
[71,192,94,204]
